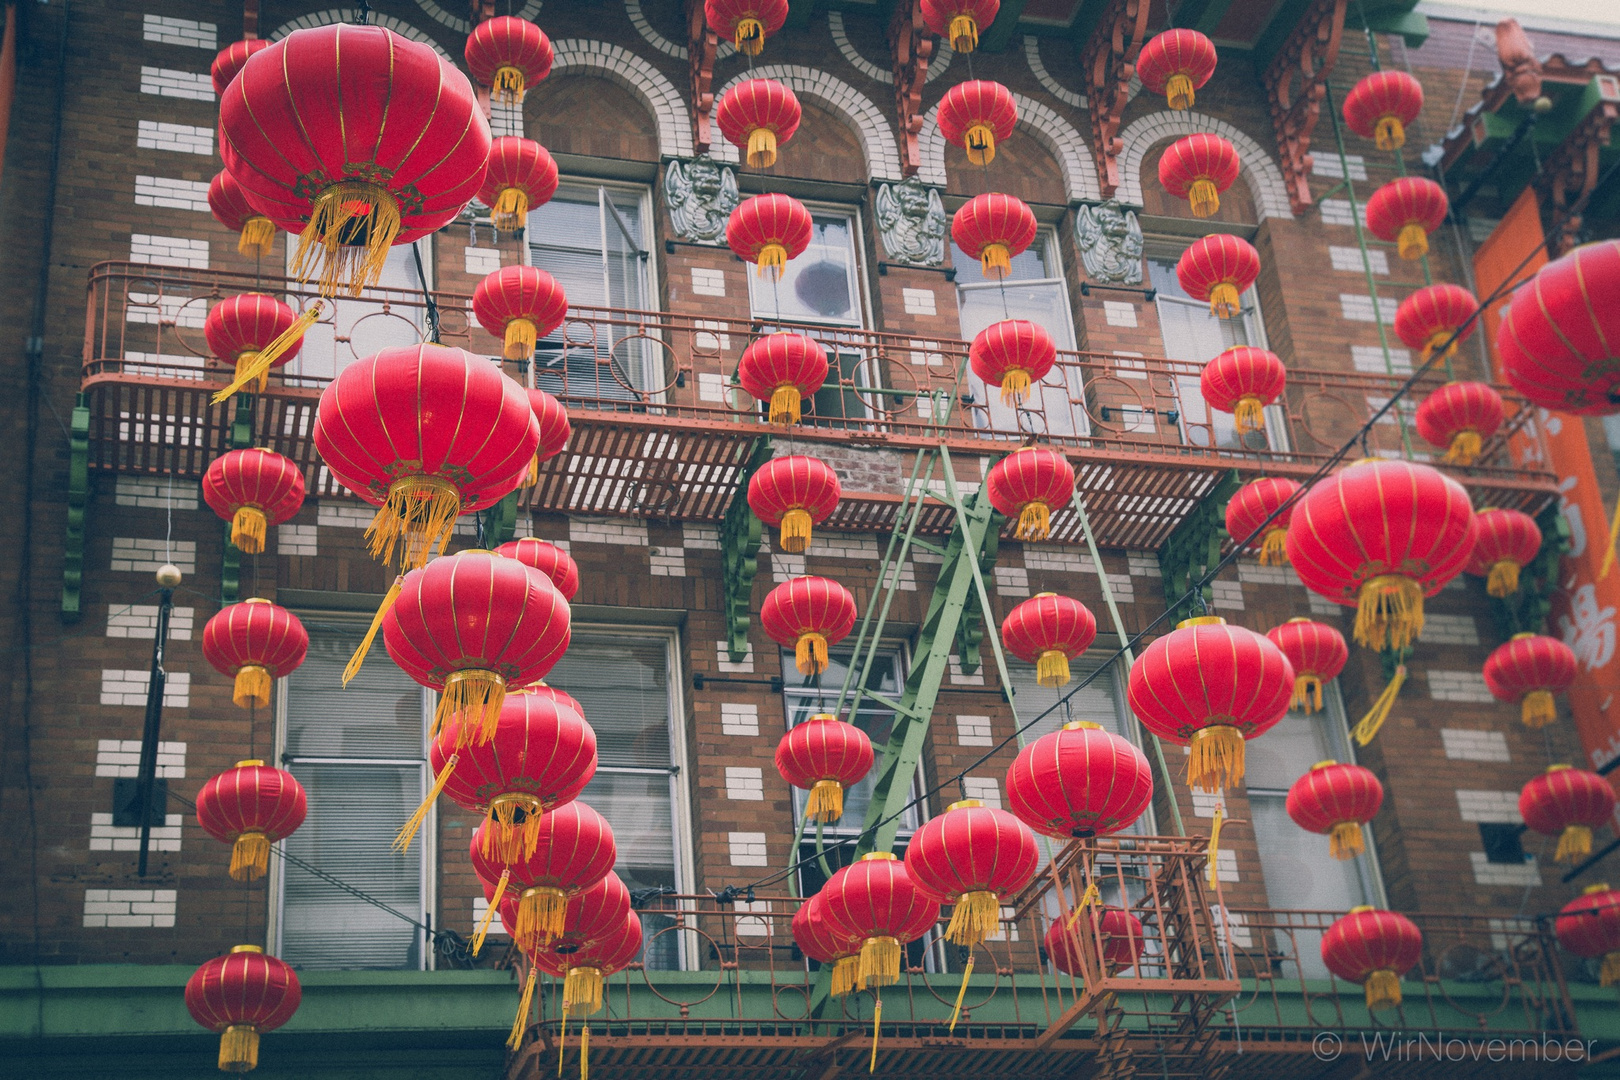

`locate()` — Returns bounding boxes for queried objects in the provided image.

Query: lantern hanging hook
[353,1,371,25]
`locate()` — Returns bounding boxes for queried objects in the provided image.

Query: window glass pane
[780,649,911,832]
[1249,794,1368,981]
[545,635,673,769]
[283,241,428,380]
[1242,711,1338,792]
[1004,657,1127,744]
[749,215,860,326]
[953,233,1054,285]
[579,770,679,971]
[1149,257,1257,449]
[284,626,426,761]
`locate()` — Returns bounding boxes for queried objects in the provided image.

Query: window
[748,212,863,327]
[276,619,434,970]
[282,240,430,380]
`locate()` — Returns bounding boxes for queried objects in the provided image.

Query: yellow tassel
[831,954,859,997]
[1352,664,1406,747]
[365,475,463,571]
[1364,969,1402,1011]
[484,793,547,862]
[1602,951,1620,988]
[806,779,844,823]
[1259,527,1289,566]
[580,1023,589,1080]
[504,316,537,361]
[795,632,830,676]
[1443,430,1482,465]
[492,65,527,106]
[746,127,778,169]
[1016,501,1051,542]
[756,242,787,279]
[229,832,270,882]
[525,454,540,489]
[1600,495,1620,580]
[1329,821,1366,860]
[1233,395,1265,435]
[1396,223,1429,261]
[1556,824,1593,864]
[857,935,901,990]
[999,368,1032,406]
[1521,690,1557,729]
[1487,560,1521,598]
[212,304,322,403]
[1036,650,1071,688]
[230,506,268,554]
[1375,115,1406,151]
[291,181,402,298]
[1189,178,1220,218]
[1353,575,1424,651]
[1422,331,1458,364]
[506,966,538,1051]
[558,1011,567,1077]
[734,16,765,54]
[232,664,271,710]
[393,752,456,854]
[869,998,882,1074]
[239,216,276,258]
[1208,281,1241,318]
[516,885,569,945]
[948,13,978,52]
[472,866,508,957]
[1292,674,1324,714]
[1074,881,1099,915]
[979,242,1011,279]
[564,966,604,1017]
[218,1023,259,1072]
[779,508,812,553]
[1187,725,1245,793]
[343,575,402,685]
[436,668,507,745]
[768,384,802,426]
[1206,804,1224,890]
[948,955,973,1033]
[1165,72,1196,110]
[965,123,996,165]
[945,890,1000,946]
[492,187,530,235]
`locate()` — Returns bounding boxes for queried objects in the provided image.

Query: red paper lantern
[1394,283,1479,363]
[1285,760,1383,859]
[737,332,830,426]
[496,538,580,600]
[532,910,643,1022]
[1005,720,1153,839]
[220,25,491,296]
[1321,907,1423,1011]
[1159,134,1240,219]
[706,0,789,55]
[985,446,1074,542]
[1265,618,1349,714]
[1497,240,1620,416]
[1414,381,1504,465]
[1556,884,1620,986]
[937,80,1017,166]
[819,853,941,989]
[1127,616,1294,793]
[793,892,864,997]
[1522,765,1616,865]
[1200,346,1286,435]
[1176,233,1260,318]
[473,265,568,362]
[209,170,276,257]
[383,550,571,743]
[1225,477,1302,566]
[528,388,572,482]
[1136,29,1217,110]
[1000,592,1096,687]
[717,78,801,168]
[970,319,1056,406]
[196,760,308,882]
[760,576,858,675]
[464,15,553,105]
[201,599,310,709]
[203,448,306,555]
[313,343,539,570]
[951,192,1036,279]
[1365,177,1448,261]
[905,799,1039,945]
[1483,632,1578,728]
[920,0,999,52]
[211,38,269,96]
[727,192,813,278]
[204,293,314,401]
[775,713,873,823]
[500,870,629,957]
[748,455,842,553]
[470,800,616,943]
[1285,458,1476,651]
[1466,508,1542,598]
[479,137,559,234]
[1343,71,1425,150]
[1047,906,1145,974]
[186,945,301,1072]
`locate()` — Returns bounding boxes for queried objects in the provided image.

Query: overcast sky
[1424,0,1620,31]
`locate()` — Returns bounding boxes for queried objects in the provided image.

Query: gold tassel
[1600,495,1620,580]
[1443,430,1482,465]
[1353,575,1424,651]
[869,997,882,1074]
[1329,821,1366,860]
[945,890,1000,946]
[218,1023,259,1072]
[492,65,526,106]
[779,508,812,553]
[472,867,508,957]
[1073,881,1099,915]
[239,216,276,258]
[1396,223,1429,262]
[393,752,457,854]
[1015,501,1051,542]
[948,13,978,52]
[1207,281,1241,318]
[831,954,859,997]
[506,966,538,1051]
[343,576,402,685]
[564,966,604,1017]
[999,368,1031,406]
[1036,649,1071,688]
[517,885,569,945]
[212,304,322,403]
[229,832,270,882]
[1556,825,1593,864]
[1166,72,1196,110]
[230,506,268,554]
[1421,331,1458,364]
[805,779,844,823]
[1375,115,1406,151]
[1487,560,1521,598]
[964,123,996,166]
[1521,690,1558,729]
[756,242,788,279]
[734,16,765,54]
[291,181,403,298]
[1187,725,1245,793]
[1352,664,1407,746]
[232,665,271,710]
[979,242,1011,279]
[1259,527,1289,566]
[484,793,547,862]
[857,935,901,990]
[746,127,778,169]
[1292,673,1323,714]
[1364,969,1402,1011]
[504,316,538,361]
[365,474,462,571]
[558,1011,568,1077]
[795,632,830,676]
[436,668,507,745]
[1602,951,1620,988]
[1189,178,1220,218]
[493,187,530,235]
[948,955,973,1033]
[580,1023,589,1080]
[1206,804,1224,890]
[768,384,802,425]
[1233,395,1265,435]
[525,454,540,488]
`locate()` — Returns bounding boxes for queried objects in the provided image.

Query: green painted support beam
[721,437,773,663]
[478,491,519,548]
[61,394,89,622]
[975,0,1028,53]
[1157,470,1241,624]
[220,396,255,604]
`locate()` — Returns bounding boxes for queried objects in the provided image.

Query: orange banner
[1476,189,1620,773]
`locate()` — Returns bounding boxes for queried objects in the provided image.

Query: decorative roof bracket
[1263,0,1347,216]
[1540,84,1619,255]
[687,0,718,155]
[890,0,933,178]
[1081,0,1151,198]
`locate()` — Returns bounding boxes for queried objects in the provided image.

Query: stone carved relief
[664,156,741,244]
[875,177,948,266]
[1074,199,1144,285]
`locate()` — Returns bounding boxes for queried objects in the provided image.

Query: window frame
[745,201,872,331]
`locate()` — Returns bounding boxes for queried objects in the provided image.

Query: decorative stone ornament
[1074,200,1144,285]
[664,156,742,244]
[874,177,948,266]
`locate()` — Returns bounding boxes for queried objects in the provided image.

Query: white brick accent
[552,39,692,158]
[717,641,754,675]
[135,175,211,213]
[724,766,765,801]
[721,702,760,737]
[908,338,944,367]
[1103,301,1138,327]
[683,523,721,550]
[1213,905,1254,949]
[277,523,318,556]
[1024,35,1085,108]
[714,65,902,180]
[728,831,768,867]
[1351,344,1413,375]
[1211,579,1245,612]
[1212,847,1240,882]
[1426,669,1495,703]
[130,234,209,270]
[1237,562,1300,586]
[1421,614,1480,646]
[110,537,195,575]
[316,502,372,529]
[83,888,177,928]
[1116,111,1295,221]
[962,776,1002,809]
[90,812,183,852]
[464,246,501,276]
[1191,790,1221,818]
[136,119,214,155]
[95,739,186,778]
[650,546,685,577]
[1455,789,1523,823]
[902,287,937,316]
[771,551,806,582]
[955,714,992,746]
[694,319,731,352]
[625,0,733,61]
[127,292,206,329]
[920,92,1099,200]
[101,670,190,709]
[143,14,218,49]
[471,896,507,937]
[115,475,198,510]
[1127,552,1161,578]
[1330,245,1388,275]
[139,66,214,101]
[812,534,880,561]
[1311,153,1368,181]
[993,564,1029,596]
[691,267,726,297]
[1307,591,1343,617]
[107,605,194,641]
[1441,727,1510,762]
[949,654,985,686]
[1112,350,1148,380]
[1338,293,1400,323]
[697,372,727,403]
[569,518,650,547]
[1320,199,1355,227]
[1470,851,1541,887]
[269,10,453,57]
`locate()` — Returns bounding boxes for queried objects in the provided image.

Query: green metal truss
[478,491,519,549]
[1157,470,1241,624]
[60,393,90,622]
[721,437,773,663]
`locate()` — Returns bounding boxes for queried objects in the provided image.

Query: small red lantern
[1200,346,1286,435]
[531,909,643,1020]
[937,80,1017,166]
[473,265,569,363]
[737,332,830,426]
[1467,507,1541,598]
[1522,765,1616,864]
[970,319,1056,406]
[496,538,580,600]
[1000,592,1096,688]
[905,799,1039,945]
[201,599,310,709]
[920,0,999,53]
[793,893,864,997]
[1005,720,1153,839]
[705,0,789,55]
[1394,283,1478,363]
[1497,240,1620,416]
[1285,458,1476,651]
[1365,176,1448,261]
[1343,70,1424,151]
[1414,381,1504,465]
[1128,616,1294,793]
[196,760,308,882]
[760,576,858,675]
[479,137,559,234]
[1321,907,1423,1011]
[819,853,941,990]
[1176,233,1260,318]
[717,78,801,169]
[527,388,572,486]
[1265,618,1349,714]
[186,945,301,1073]
[1225,477,1302,566]
[775,713,873,823]
[1159,134,1240,219]
[209,170,277,258]
[1047,906,1145,974]
[951,192,1037,279]
[203,448,306,555]
[1285,760,1384,859]
[1483,632,1578,729]
[464,15,553,105]
[470,800,616,943]
[204,293,315,401]
[1556,884,1620,986]
[985,446,1075,542]
[727,192,813,278]
[748,455,842,553]
[500,870,629,957]
[212,38,269,96]
[1136,29,1217,110]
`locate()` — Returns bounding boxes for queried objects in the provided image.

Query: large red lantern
[775,713,873,823]
[464,15,553,105]
[383,550,571,743]
[1265,618,1349,714]
[1522,765,1616,864]
[1342,71,1425,150]
[1285,458,1476,651]
[499,869,630,958]
[1414,381,1504,465]
[905,799,1039,945]
[728,192,813,277]
[717,78,801,168]
[313,344,539,570]
[495,537,580,600]
[970,319,1056,406]
[985,446,1075,542]
[1047,906,1145,975]
[749,455,842,553]
[201,599,309,709]
[1483,632,1578,728]
[527,388,572,485]
[951,192,1037,279]
[220,25,491,297]
[471,800,616,943]
[793,892,864,997]
[706,0,789,54]
[1200,346,1286,435]
[204,293,315,402]
[1285,760,1383,859]
[1128,616,1294,793]
[531,909,643,1020]
[920,0,999,52]
[737,332,830,426]
[1136,29,1217,110]
[1000,592,1096,687]
[937,80,1017,166]
[473,265,569,362]
[1556,884,1620,986]
[760,576,858,675]
[479,137,558,234]
[196,760,308,881]
[1321,907,1423,1011]
[1365,177,1448,261]
[1497,240,1620,416]
[1005,720,1153,839]
[1394,283,1478,363]
[211,38,269,96]
[1225,477,1301,566]
[203,448,305,555]
[1159,134,1239,219]
[1176,233,1260,318]
[209,170,276,258]
[820,853,941,989]
[185,946,301,1073]
[1466,507,1542,597]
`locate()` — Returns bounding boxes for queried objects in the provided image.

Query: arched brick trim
[413,0,541,36]
[626,0,735,62]
[1116,110,1295,221]
[830,12,951,84]
[551,39,694,160]
[917,93,1100,203]
[271,10,450,56]
[712,64,902,180]
[1023,35,1084,109]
